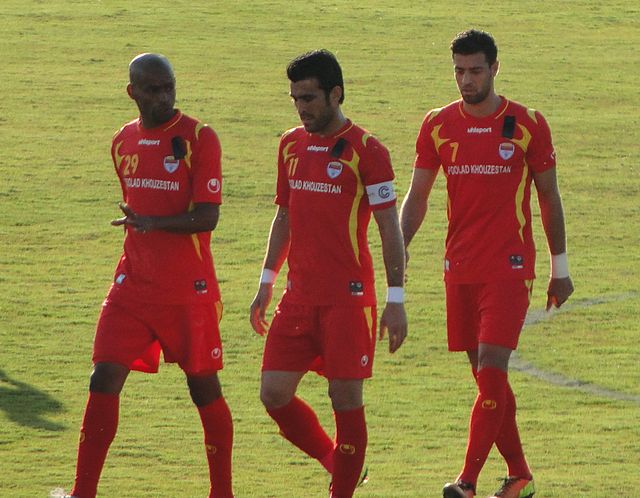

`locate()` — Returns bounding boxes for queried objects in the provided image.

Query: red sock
[330,406,367,498]
[267,396,334,473]
[71,391,119,498]
[494,384,532,478]
[197,396,234,498]
[459,367,508,485]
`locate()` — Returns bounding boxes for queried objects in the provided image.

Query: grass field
[1,1,639,497]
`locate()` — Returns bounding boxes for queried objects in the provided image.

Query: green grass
[1,0,639,496]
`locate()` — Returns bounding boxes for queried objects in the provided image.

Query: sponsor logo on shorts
[349,281,364,296]
[499,142,515,160]
[211,348,221,359]
[482,399,497,410]
[509,254,524,270]
[207,178,221,194]
[360,355,369,367]
[206,444,217,455]
[339,444,356,455]
[194,280,208,294]
[326,161,343,179]
[115,273,126,285]
[163,156,180,173]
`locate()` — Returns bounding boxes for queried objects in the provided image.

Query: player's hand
[379,302,408,353]
[111,202,154,233]
[546,276,574,311]
[250,284,274,336]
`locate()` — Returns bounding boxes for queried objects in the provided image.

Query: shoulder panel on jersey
[426,107,443,123]
[281,126,302,139]
[195,121,206,140]
[112,126,126,142]
[361,132,372,147]
[113,140,125,170]
[526,108,538,124]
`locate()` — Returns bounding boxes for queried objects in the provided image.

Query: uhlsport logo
[207,178,221,194]
[339,444,356,455]
[360,355,369,367]
[482,399,498,410]
[499,142,515,160]
[211,348,222,359]
[326,161,343,179]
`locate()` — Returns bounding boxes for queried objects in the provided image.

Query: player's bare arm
[373,205,408,353]
[111,202,219,234]
[399,167,438,268]
[249,206,291,336]
[532,167,574,310]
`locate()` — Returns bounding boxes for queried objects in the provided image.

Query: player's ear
[126,83,135,99]
[491,60,500,77]
[329,85,342,107]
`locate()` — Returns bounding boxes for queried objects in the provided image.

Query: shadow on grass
[0,368,65,431]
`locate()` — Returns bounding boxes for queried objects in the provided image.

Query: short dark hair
[287,49,344,104]
[450,29,498,66]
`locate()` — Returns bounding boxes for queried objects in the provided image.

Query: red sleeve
[191,125,223,204]
[359,136,397,210]
[414,112,441,170]
[527,111,556,173]
[274,133,290,207]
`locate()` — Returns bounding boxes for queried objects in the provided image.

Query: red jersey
[415,97,556,283]
[276,120,397,306]
[107,110,222,304]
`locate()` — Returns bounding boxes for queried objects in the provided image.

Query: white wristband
[386,286,405,303]
[550,253,569,279]
[260,268,277,285]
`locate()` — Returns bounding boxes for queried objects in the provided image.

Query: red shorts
[262,297,377,379]
[93,298,224,375]
[445,279,533,351]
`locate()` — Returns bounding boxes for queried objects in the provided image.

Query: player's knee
[328,381,363,411]
[260,383,292,410]
[89,362,129,394]
[186,374,222,407]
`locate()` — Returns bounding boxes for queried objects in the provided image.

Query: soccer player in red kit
[400,30,573,498]
[249,49,408,498]
[58,54,234,498]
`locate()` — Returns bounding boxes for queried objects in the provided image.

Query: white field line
[511,292,640,404]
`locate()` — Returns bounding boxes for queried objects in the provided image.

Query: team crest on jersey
[326,161,343,179]
[499,142,515,160]
[163,156,180,173]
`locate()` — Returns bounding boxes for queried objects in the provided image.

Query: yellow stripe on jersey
[514,162,529,243]
[341,148,364,266]
[187,201,203,260]
[282,141,298,177]
[184,140,193,170]
[214,300,223,323]
[113,141,124,170]
[512,124,532,153]
[527,108,538,123]
[195,122,205,139]
[361,132,371,147]
[431,124,450,151]
[427,108,443,123]
[363,306,374,341]
[524,279,534,303]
